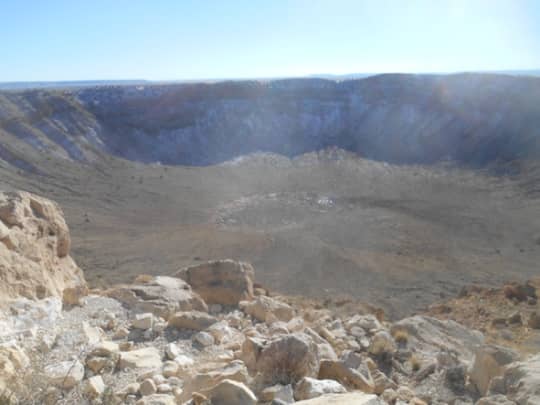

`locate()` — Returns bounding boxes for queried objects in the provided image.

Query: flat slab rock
[136,394,177,405]
[107,275,207,320]
[295,392,383,404]
[391,315,484,362]
[119,347,162,370]
[168,311,217,331]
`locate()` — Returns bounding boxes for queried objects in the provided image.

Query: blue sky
[1,0,540,81]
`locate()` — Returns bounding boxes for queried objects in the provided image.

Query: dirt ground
[1,150,540,319]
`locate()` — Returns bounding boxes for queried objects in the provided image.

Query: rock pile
[0,191,539,404]
[3,259,537,404]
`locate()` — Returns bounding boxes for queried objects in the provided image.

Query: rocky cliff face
[0,191,86,302]
[1,73,540,169]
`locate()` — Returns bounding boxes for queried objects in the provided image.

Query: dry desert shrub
[392,328,409,346]
[410,353,422,372]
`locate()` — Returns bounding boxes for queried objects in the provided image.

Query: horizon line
[2,68,540,86]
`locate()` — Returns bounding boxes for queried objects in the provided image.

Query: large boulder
[255,333,319,385]
[242,295,294,323]
[318,360,374,393]
[469,345,519,396]
[260,384,295,403]
[391,315,484,363]
[502,353,540,404]
[181,360,249,402]
[294,377,347,400]
[107,275,207,320]
[175,259,255,305]
[0,191,86,302]
[202,379,257,405]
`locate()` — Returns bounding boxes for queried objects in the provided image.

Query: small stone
[44,387,61,405]
[168,376,183,386]
[163,361,180,377]
[103,318,116,331]
[528,312,540,329]
[119,347,162,370]
[113,327,130,339]
[175,354,195,369]
[317,343,338,361]
[119,341,135,351]
[91,341,119,357]
[120,382,140,396]
[140,378,158,396]
[350,326,366,338]
[133,313,154,330]
[154,320,167,333]
[193,331,215,347]
[192,392,209,405]
[84,376,105,399]
[396,386,415,401]
[153,374,166,385]
[260,384,294,403]
[507,311,522,325]
[169,311,218,331]
[491,318,508,329]
[173,387,184,401]
[166,343,182,360]
[45,360,85,389]
[381,388,398,404]
[38,333,57,352]
[209,304,223,314]
[86,356,109,373]
[157,383,172,393]
[208,321,237,344]
[82,321,103,345]
[63,285,89,306]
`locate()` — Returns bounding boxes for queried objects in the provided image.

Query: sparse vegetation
[392,328,409,346]
[410,354,422,372]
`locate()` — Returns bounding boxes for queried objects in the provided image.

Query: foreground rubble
[0,191,539,404]
[1,261,539,404]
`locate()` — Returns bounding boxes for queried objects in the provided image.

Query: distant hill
[0,79,149,90]
[309,69,540,80]
[2,70,539,90]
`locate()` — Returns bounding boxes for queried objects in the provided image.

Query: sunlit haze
[1,0,539,82]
